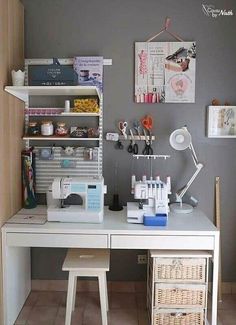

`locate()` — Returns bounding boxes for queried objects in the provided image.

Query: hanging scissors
[142,129,153,155]
[141,115,154,155]
[133,120,142,140]
[118,121,128,139]
[127,129,138,154]
[141,115,153,134]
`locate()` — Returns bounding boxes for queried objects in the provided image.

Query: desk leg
[211,233,220,325]
[2,231,31,325]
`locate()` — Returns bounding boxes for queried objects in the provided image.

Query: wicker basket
[154,283,206,308]
[153,257,206,283]
[153,309,204,325]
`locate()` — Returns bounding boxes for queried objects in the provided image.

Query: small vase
[11,70,25,86]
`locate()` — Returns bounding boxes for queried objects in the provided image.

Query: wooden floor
[14,291,236,325]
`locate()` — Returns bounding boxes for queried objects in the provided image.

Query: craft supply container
[28,121,40,136]
[55,122,68,136]
[41,121,54,136]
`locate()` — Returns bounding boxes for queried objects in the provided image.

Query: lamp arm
[189,142,199,167]
[176,163,204,202]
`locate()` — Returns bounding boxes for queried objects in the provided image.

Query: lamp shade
[169,127,191,151]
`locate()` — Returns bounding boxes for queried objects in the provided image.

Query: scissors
[133,120,142,140]
[141,115,153,134]
[118,121,128,139]
[142,129,153,155]
[141,115,154,155]
[127,129,138,154]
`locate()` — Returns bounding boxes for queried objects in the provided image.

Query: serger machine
[47,176,106,223]
[127,175,171,224]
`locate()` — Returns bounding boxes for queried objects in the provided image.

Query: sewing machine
[127,175,171,224]
[47,176,106,223]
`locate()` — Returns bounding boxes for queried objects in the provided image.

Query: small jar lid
[57,122,66,127]
[29,121,38,127]
[41,120,53,125]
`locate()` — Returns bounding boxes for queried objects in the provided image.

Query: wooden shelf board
[23,136,101,141]
[61,112,100,116]
[26,112,100,117]
[5,85,100,102]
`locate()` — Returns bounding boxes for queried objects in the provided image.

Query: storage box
[153,257,206,283]
[28,58,78,86]
[154,283,206,309]
[153,309,204,325]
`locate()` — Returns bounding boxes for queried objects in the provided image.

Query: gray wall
[22,0,236,281]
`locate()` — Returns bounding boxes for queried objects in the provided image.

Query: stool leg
[104,273,109,311]
[72,276,77,311]
[98,273,108,325]
[65,272,76,325]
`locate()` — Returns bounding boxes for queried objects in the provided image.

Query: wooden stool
[62,248,110,325]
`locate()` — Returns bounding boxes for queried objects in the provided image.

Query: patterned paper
[135,42,196,103]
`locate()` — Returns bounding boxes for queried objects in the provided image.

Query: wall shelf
[8,58,107,193]
[23,136,101,141]
[25,108,100,117]
[5,85,100,102]
[61,112,100,117]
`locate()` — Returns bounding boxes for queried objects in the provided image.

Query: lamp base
[170,203,193,214]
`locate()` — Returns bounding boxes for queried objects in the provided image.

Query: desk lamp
[169,126,204,213]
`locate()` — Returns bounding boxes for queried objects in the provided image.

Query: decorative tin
[28,58,78,86]
[70,127,88,138]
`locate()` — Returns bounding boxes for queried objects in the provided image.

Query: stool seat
[62,248,110,271]
[63,248,110,325]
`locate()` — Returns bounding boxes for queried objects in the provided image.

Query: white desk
[1,206,219,325]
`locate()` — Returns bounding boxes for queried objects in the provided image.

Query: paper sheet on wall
[135,42,196,103]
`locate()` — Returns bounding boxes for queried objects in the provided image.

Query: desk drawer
[154,283,206,309]
[7,233,108,248]
[111,235,214,250]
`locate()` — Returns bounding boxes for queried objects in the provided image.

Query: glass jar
[41,121,54,136]
[28,121,40,136]
[55,122,68,136]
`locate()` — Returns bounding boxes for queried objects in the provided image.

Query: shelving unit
[4,58,108,193]
[4,57,115,193]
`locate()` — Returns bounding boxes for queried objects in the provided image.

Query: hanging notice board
[135,42,196,104]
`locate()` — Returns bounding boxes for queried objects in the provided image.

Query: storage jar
[28,121,40,136]
[41,121,54,136]
[55,122,68,136]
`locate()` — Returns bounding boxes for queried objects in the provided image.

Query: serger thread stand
[133,154,170,179]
